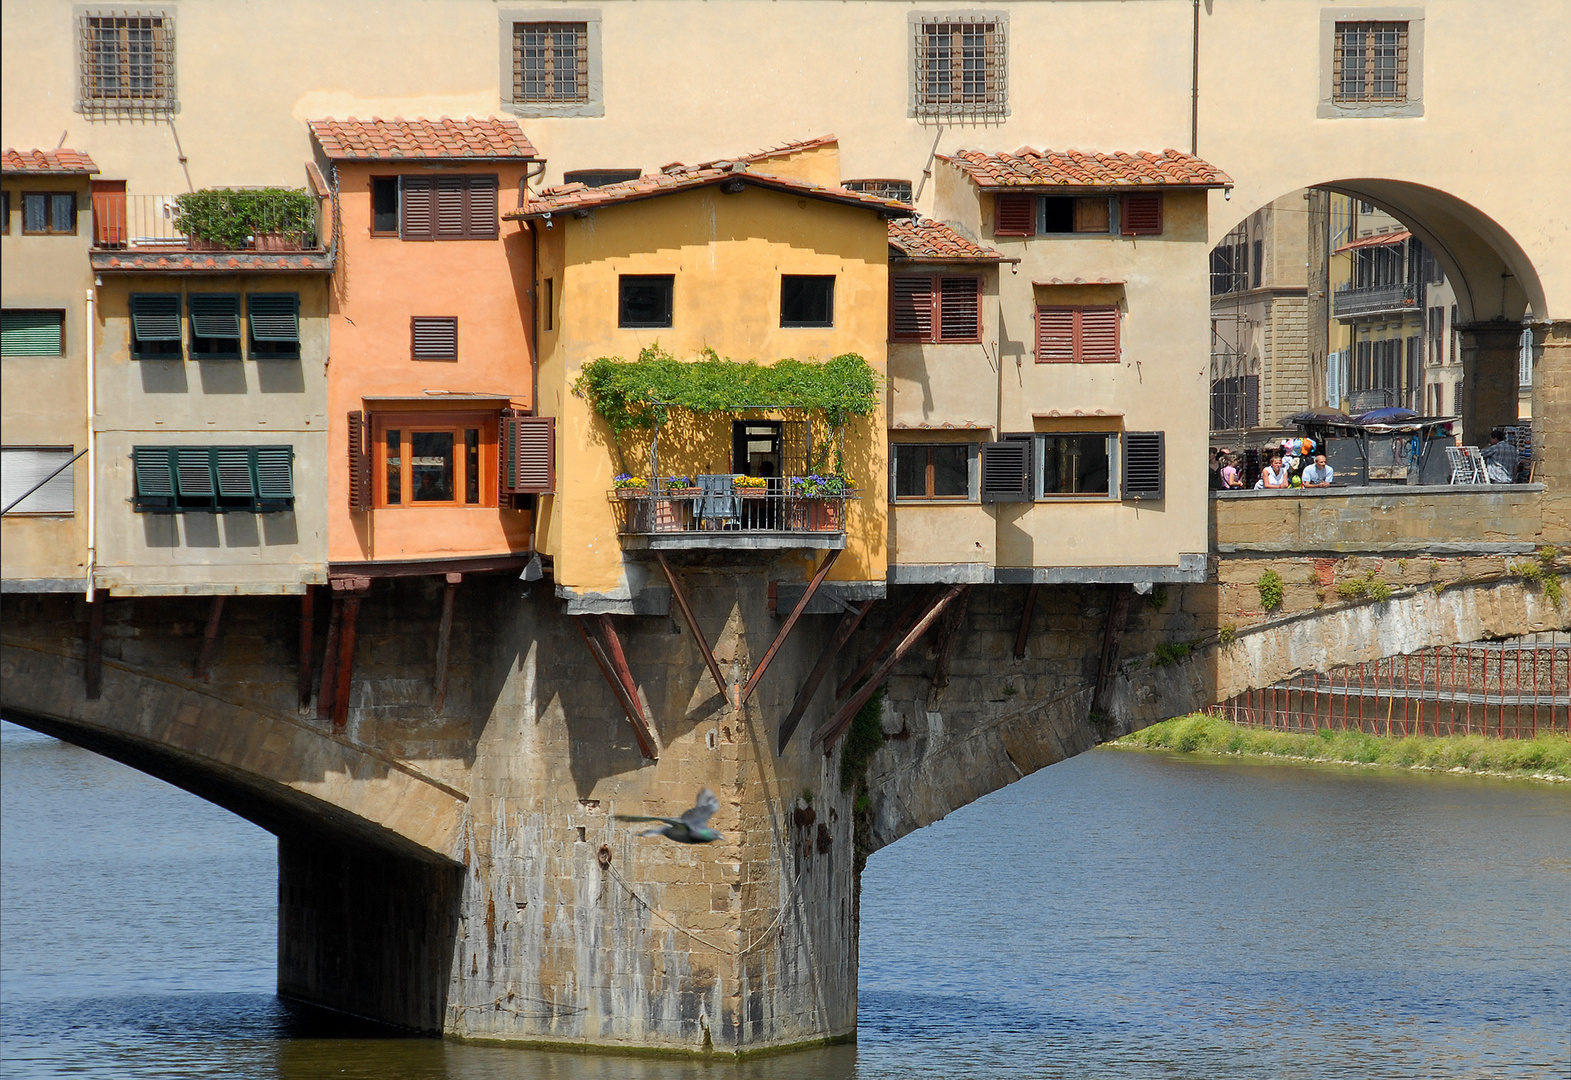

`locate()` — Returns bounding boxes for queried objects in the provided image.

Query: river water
[2,719,1567,1079]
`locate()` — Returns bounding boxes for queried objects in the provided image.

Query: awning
[1334,229,1411,254]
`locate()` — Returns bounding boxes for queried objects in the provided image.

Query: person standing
[1220,455,1243,489]
[1302,454,1334,487]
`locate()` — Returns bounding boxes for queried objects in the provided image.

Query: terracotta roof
[888,218,1006,262]
[942,147,1231,190]
[307,117,537,161]
[2,148,99,175]
[1334,229,1411,254]
[734,134,838,164]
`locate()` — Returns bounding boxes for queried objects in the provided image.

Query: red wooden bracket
[739,549,840,706]
[433,574,460,713]
[834,586,936,701]
[193,595,226,680]
[777,598,874,755]
[655,553,727,697]
[1013,583,1040,660]
[297,586,316,709]
[332,596,362,729]
[573,616,659,760]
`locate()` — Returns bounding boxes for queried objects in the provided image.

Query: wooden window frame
[843,178,914,203]
[21,191,77,236]
[78,12,176,117]
[1037,433,1113,499]
[891,442,975,502]
[411,316,459,361]
[370,176,400,237]
[372,412,498,510]
[512,20,590,104]
[1,309,66,357]
[1333,21,1408,104]
[889,274,981,343]
[1035,305,1121,364]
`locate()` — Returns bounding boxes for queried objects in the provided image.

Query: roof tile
[307,117,537,162]
[2,148,99,175]
[942,148,1231,190]
[887,218,1005,262]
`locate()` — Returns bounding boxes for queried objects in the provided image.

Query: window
[1043,196,1110,234]
[890,275,980,343]
[1211,376,1260,430]
[1036,306,1120,364]
[132,445,294,513]
[1250,239,1263,289]
[1427,307,1444,366]
[22,192,76,235]
[78,13,176,115]
[1210,227,1247,296]
[411,317,459,361]
[248,294,300,359]
[1453,381,1462,415]
[1121,432,1164,501]
[1120,193,1162,236]
[619,275,673,328]
[513,21,588,103]
[188,294,241,360]
[1038,435,1111,497]
[994,194,1035,237]
[129,293,182,359]
[371,414,495,508]
[1,447,76,514]
[370,177,398,235]
[781,275,834,328]
[2,191,10,233]
[912,16,1007,120]
[399,175,499,240]
[1335,21,1408,103]
[1,310,65,356]
[563,169,641,188]
[844,179,914,203]
[893,443,973,500]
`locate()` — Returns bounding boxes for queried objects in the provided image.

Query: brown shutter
[466,175,500,239]
[1079,306,1120,363]
[348,410,371,511]
[1035,307,1075,363]
[434,176,466,239]
[502,414,555,494]
[994,193,1036,236]
[411,317,458,360]
[980,437,1033,502]
[890,275,934,340]
[937,277,980,342]
[1122,431,1164,501]
[1121,193,1163,236]
[400,177,433,240]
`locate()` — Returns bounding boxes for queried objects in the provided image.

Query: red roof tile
[1334,229,1411,254]
[2,148,99,175]
[307,117,537,162]
[942,148,1231,190]
[888,218,1006,262]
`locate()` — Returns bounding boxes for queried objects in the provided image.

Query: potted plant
[790,473,849,531]
[612,474,648,497]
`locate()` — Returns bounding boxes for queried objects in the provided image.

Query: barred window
[913,17,1006,120]
[78,13,176,115]
[1334,21,1408,103]
[513,22,588,103]
[843,179,914,203]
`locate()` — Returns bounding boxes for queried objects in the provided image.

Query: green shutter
[133,446,176,510]
[188,294,241,339]
[130,295,182,341]
[1,311,64,356]
[248,294,300,342]
[176,448,215,497]
[255,446,294,500]
[215,448,255,498]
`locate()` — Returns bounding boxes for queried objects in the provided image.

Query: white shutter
[1,447,76,514]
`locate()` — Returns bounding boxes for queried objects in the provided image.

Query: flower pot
[791,499,843,532]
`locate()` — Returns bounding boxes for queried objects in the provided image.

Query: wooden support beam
[834,587,935,701]
[928,587,970,695]
[316,597,342,722]
[777,598,874,756]
[1013,583,1041,660]
[297,586,315,709]
[84,589,108,701]
[433,573,460,714]
[193,596,225,680]
[654,553,727,696]
[1090,584,1133,721]
[574,616,659,760]
[332,595,361,729]
[739,549,840,705]
[814,584,966,753]
[596,615,659,758]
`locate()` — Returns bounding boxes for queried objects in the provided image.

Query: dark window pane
[410,431,454,502]
[385,430,401,505]
[932,445,969,496]
[465,429,480,504]
[619,275,673,328]
[781,275,834,327]
[1042,197,1074,234]
[1041,435,1109,495]
[50,194,75,233]
[23,194,46,233]
[894,446,927,498]
[371,178,399,233]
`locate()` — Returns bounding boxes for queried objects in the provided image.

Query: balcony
[1333,281,1422,320]
[610,479,851,551]
[89,190,334,274]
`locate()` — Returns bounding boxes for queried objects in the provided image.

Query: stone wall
[1212,487,1546,555]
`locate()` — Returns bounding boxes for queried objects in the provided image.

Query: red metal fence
[1214,634,1570,738]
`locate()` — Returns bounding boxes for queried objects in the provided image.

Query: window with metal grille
[398,175,499,240]
[21,192,77,235]
[1,310,65,356]
[1121,432,1164,501]
[993,194,1035,237]
[132,445,294,513]
[1120,194,1163,237]
[78,13,175,116]
[892,443,973,500]
[411,317,459,361]
[1036,305,1120,364]
[1,447,76,515]
[843,179,914,203]
[248,293,300,359]
[188,294,241,360]
[129,293,182,359]
[890,275,980,343]
[1334,21,1408,103]
[913,17,1007,120]
[513,21,588,103]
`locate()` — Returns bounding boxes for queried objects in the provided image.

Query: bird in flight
[616,788,722,844]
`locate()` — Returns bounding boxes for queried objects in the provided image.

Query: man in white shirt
[1302,454,1334,487]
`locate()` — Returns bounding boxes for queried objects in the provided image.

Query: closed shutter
[938,277,980,341]
[255,446,294,502]
[434,175,467,239]
[188,295,241,340]
[248,294,300,342]
[0,447,75,513]
[215,447,255,498]
[1122,431,1164,501]
[1,310,64,356]
[348,411,370,511]
[130,294,182,341]
[465,175,500,239]
[1036,307,1075,363]
[400,176,434,240]
[1079,306,1120,362]
[502,414,555,494]
[980,438,1032,502]
[890,275,934,340]
[132,446,176,511]
[1121,193,1163,236]
[994,194,1036,237]
[411,317,458,360]
[176,448,215,498]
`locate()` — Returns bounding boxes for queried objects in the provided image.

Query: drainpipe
[84,285,96,602]
[1191,0,1201,156]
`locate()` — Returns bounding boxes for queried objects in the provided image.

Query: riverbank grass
[1115,713,1571,780]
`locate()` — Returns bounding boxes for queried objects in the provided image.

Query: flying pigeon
[616,788,722,844]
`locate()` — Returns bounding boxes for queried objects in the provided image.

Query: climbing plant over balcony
[172,187,317,250]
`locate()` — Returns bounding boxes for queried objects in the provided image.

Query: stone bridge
[2,490,1566,1054]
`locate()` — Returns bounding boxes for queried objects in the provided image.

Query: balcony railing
[1333,281,1421,319]
[91,193,322,252]
[610,481,853,550]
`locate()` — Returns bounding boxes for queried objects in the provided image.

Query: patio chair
[696,473,739,529]
[1461,446,1489,484]
[1444,445,1474,484]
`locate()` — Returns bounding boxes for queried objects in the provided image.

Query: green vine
[173,188,317,249]
[1256,569,1285,612]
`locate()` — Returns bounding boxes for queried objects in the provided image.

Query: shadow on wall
[140,512,301,549]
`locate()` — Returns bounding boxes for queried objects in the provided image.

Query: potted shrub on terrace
[790,473,848,531]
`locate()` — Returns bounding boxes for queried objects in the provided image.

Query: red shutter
[465,175,500,239]
[937,277,980,342]
[502,414,555,494]
[348,410,370,511]
[1121,193,1163,236]
[890,275,934,341]
[1036,307,1075,363]
[994,193,1036,237]
[1079,305,1120,362]
[434,176,466,239]
[400,177,433,240]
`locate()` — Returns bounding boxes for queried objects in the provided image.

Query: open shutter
[1120,193,1163,236]
[465,175,500,239]
[255,446,294,504]
[1079,306,1120,363]
[130,294,182,341]
[400,177,434,240]
[248,294,300,342]
[132,447,176,511]
[1036,307,1075,363]
[994,194,1036,237]
[890,275,934,341]
[502,414,555,495]
[1,310,64,356]
[411,317,458,360]
[1122,431,1165,501]
[938,277,980,341]
[980,438,1032,502]
[176,448,215,501]
[434,175,467,239]
[188,295,241,341]
[348,411,370,511]
[215,447,255,498]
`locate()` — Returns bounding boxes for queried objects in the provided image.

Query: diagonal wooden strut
[654,553,728,696]
[193,595,225,679]
[1090,584,1132,721]
[433,573,461,714]
[834,586,935,701]
[573,616,658,760]
[777,598,875,756]
[1013,583,1040,660]
[814,584,967,752]
[739,549,840,705]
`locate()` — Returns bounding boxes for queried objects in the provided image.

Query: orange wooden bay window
[370,412,497,509]
[1035,305,1120,364]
